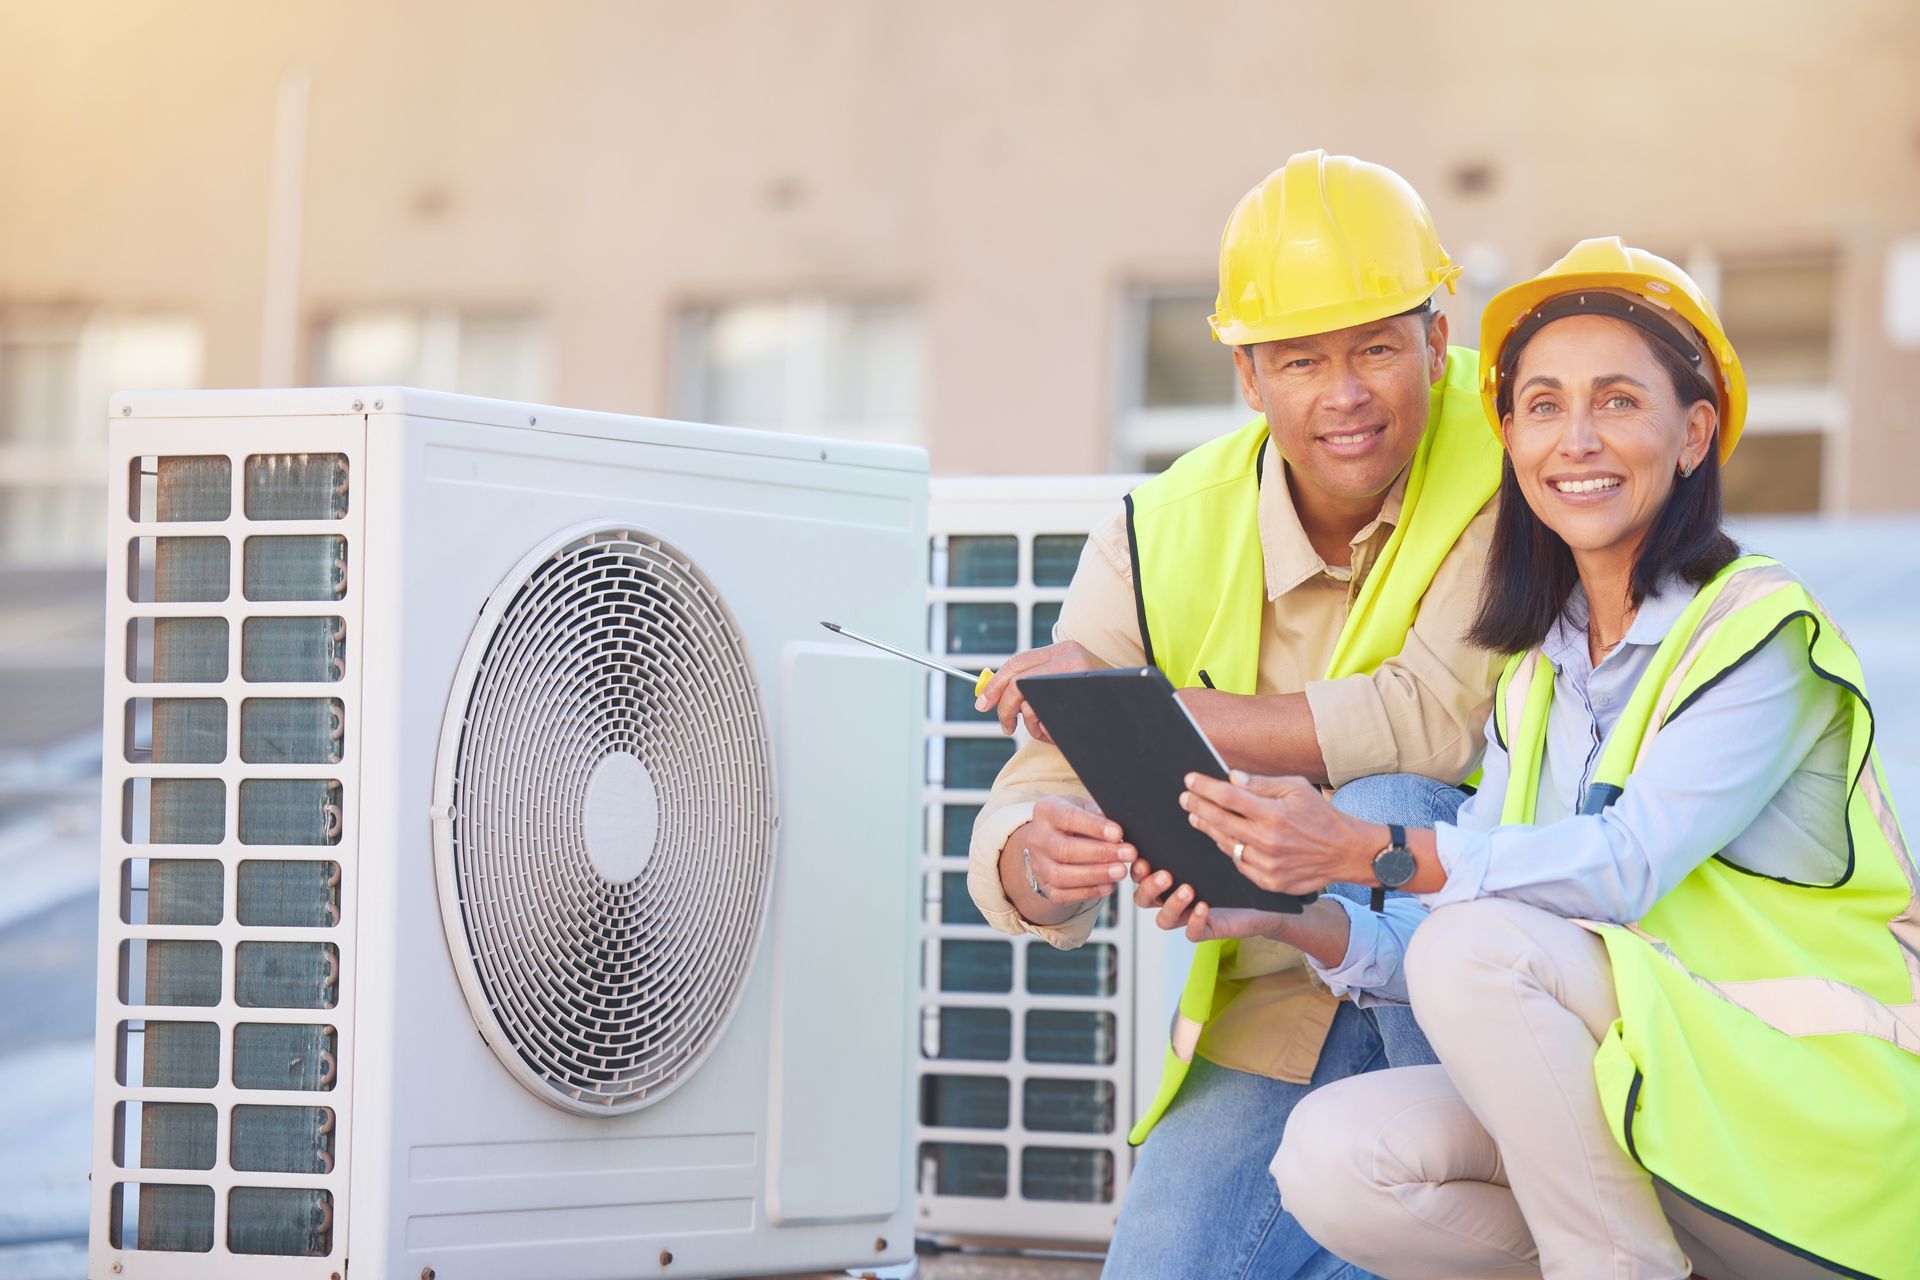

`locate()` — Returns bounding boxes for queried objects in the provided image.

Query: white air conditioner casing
[91,387,925,1279]
[915,477,1183,1246]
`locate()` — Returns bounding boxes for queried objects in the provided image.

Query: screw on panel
[529,415,538,426]
[876,1237,888,1252]
[121,404,131,416]
[352,399,365,412]
[659,1250,673,1268]
[111,1264,122,1275]
[373,400,383,410]
[421,1269,435,1280]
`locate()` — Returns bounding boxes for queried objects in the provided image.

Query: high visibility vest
[1492,556,1920,1278]
[1124,346,1499,1143]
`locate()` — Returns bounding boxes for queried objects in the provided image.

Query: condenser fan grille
[437,527,777,1114]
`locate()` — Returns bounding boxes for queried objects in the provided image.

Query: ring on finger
[1231,841,1246,862]
[1023,846,1050,900]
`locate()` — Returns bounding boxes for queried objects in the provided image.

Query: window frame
[0,308,204,565]
[1684,247,1848,513]
[670,294,923,445]
[1108,284,1249,472]
[305,306,547,404]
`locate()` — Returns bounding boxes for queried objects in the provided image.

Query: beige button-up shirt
[966,441,1502,1083]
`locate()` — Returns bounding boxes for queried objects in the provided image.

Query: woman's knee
[1270,1080,1372,1255]
[1274,1069,1471,1264]
[1405,898,1534,1023]
[1406,898,1612,1037]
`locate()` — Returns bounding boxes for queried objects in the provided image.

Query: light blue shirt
[1312,574,1851,1006]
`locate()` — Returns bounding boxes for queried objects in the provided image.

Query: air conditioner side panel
[766,645,919,1231]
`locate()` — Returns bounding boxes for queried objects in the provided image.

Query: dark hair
[1467,324,1740,654]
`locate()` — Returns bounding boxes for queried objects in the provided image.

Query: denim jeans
[1318,771,1469,1073]
[1100,772,1469,1280]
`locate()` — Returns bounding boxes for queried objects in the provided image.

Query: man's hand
[1179,771,1379,896]
[974,640,1104,741]
[999,794,1135,926]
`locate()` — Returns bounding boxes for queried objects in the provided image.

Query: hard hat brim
[1211,283,1443,347]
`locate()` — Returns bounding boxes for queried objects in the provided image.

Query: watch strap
[1368,823,1410,913]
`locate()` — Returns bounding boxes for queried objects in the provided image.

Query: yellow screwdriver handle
[974,668,995,698]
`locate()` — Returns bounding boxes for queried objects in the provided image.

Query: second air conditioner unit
[915,477,1184,1247]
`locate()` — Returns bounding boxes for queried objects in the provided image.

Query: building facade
[3,0,1918,563]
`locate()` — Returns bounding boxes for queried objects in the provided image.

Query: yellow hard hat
[1479,237,1747,461]
[1209,149,1462,346]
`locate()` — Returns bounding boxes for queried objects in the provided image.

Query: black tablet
[1017,668,1317,914]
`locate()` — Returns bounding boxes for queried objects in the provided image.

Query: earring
[1678,460,1695,479]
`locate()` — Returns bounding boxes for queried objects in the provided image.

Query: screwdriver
[820,621,995,698]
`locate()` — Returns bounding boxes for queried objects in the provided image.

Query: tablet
[1017,668,1317,914]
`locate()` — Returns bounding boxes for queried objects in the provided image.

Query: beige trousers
[1270,898,1839,1279]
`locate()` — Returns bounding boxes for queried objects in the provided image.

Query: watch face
[1373,846,1417,890]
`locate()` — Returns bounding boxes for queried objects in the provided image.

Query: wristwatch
[1369,823,1413,913]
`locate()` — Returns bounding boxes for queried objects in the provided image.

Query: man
[967,150,1505,1278]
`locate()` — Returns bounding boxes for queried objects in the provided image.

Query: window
[1703,250,1844,513]
[1719,253,1837,386]
[1719,431,1826,514]
[1112,288,1246,472]
[0,312,203,564]
[309,308,545,403]
[674,298,921,444]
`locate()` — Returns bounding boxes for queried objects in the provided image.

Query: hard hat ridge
[1210,149,1459,346]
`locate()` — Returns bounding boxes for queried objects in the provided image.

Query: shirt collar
[1256,436,1410,601]
[1543,574,1696,672]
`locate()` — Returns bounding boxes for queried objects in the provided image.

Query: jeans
[1100,773,1469,1280]
[1320,770,1469,1072]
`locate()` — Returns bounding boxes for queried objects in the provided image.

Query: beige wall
[2,0,1916,496]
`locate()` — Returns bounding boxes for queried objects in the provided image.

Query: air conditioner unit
[90,388,926,1280]
[915,478,1184,1247]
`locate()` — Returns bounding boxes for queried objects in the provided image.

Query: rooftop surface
[1,514,1914,1278]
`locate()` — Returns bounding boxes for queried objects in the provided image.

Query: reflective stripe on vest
[1492,556,1920,1277]
[1124,346,1500,1145]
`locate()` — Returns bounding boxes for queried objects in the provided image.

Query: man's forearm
[997,822,1084,926]
[1180,689,1330,783]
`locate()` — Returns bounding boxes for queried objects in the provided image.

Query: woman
[1134,239,1920,1278]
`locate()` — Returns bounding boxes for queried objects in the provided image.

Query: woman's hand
[1179,771,1380,896]
[1128,855,1356,965]
[1128,856,1292,942]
